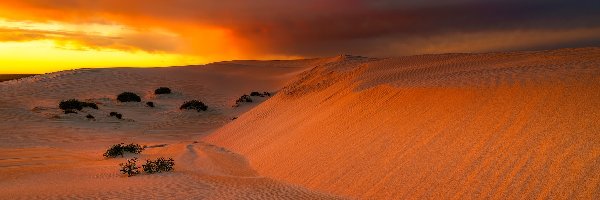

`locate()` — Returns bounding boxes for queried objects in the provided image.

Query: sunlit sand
[1,48,599,199]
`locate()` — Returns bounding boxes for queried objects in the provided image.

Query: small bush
[109,112,123,119]
[103,143,144,158]
[59,99,80,110]
[143,157,175,174]
[233,94,253,107]
[117,92,141,102]
[237,95,253,103]
[180,100,208,112]
[146,102,155,108]
[250,92,271,97]
[86,114,95,119]
[122,143,144,154]
[119,157,140,177]
[154,87,172,95]
[82,102,99,109]
[59,99,98,111]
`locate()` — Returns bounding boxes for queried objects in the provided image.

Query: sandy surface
[1,48,599,199]
[205,48,600,199]
[0,60,344,199]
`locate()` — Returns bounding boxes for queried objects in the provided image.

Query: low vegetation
[117,92,141,102]
[59,99,98,111]
[119,157,175,177]
[142,157,175,174]
[146,102,155,108]
[109,112,123,119]
[234,94,253,107]
[103,143,144,158]
[86,114,95,119]
[154,87,172,95]
[233,92,272,107]
[237,94,253,103]
[180,100,208,112]
[250,91,271,97]
[119,158,140,177]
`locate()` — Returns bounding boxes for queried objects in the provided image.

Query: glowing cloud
[0,0,599,73]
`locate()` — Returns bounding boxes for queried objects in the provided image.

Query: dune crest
[205,48,600,199]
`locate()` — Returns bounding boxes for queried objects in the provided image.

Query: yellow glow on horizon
[0,40,206,74]
[0,17,302,74]
[0,17,211,74]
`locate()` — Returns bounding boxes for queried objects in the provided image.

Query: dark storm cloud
[2,0,599,57]
[233,0,600,56]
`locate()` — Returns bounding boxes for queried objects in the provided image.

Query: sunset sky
[1,0,599,74]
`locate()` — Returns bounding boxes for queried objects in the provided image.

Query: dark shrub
[237,95,253,103]
[180,100,208,112]
[119,157,140,177]
[60,99,82,110]
[64,109,77,114]
[86,114,95,119]
[117,92,141,102]
[103,143,144,158]
[146,102,155,108]
[59,99,98,111]
[142,157,175,174]
[109,112,123,119]
[154,87,172,95]
[233,94,252,107]
[82,102,99,109]
[122,143,144,154]
[250,91,271,97]
[142,160,157,174]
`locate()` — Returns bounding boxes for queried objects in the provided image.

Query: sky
[0,0,599,74]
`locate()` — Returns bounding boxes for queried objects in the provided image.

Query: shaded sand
[205,48,600,199]
[0,60,345,199]
[0,142,341,199]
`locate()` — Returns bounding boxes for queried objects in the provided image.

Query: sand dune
[1,48,599,199]
[0,60,345,199]
[205,48,600,199]
[0,60,323,147]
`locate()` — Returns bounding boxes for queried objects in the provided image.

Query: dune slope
[205,48,600,199]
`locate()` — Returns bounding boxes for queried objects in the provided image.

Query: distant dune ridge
[0,47,599,199]
[0,74,37,82]
[205,48,600,199]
